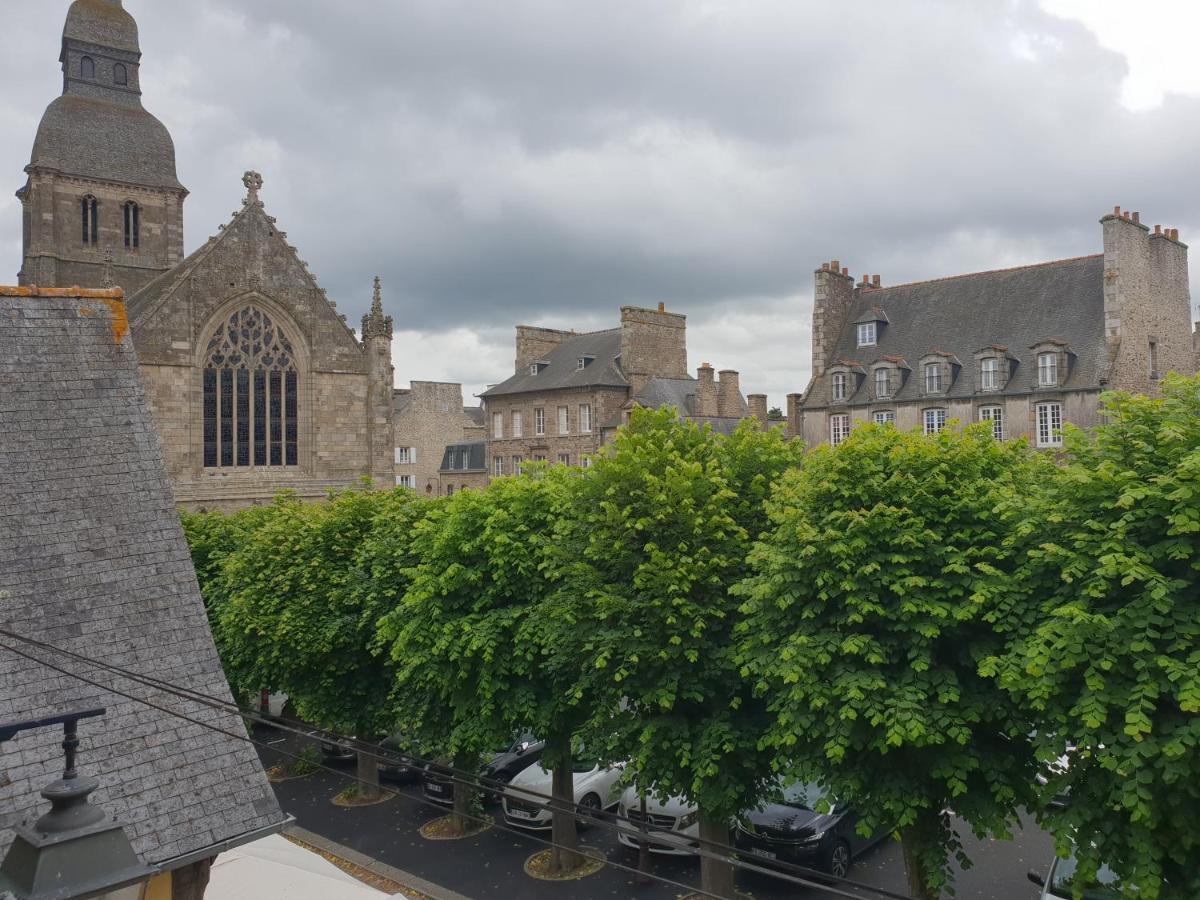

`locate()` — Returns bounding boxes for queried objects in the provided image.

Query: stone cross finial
[242,170,264,203]
[371,276,384,316]
[361,275,393,342]
[101,248,115,288]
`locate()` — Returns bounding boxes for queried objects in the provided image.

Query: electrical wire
[0,628,913,900]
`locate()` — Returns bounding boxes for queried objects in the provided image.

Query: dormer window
[919,352,959,396]
[874,367,890,399]
[577,355,595,370]
[857,322,876,347]
[529,361,548,376]
[924,362,943,393]
[832,372,849,402]
[980,357,999,390]
[1037,352,1057,387]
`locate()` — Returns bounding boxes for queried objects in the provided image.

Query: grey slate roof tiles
[0,289,285,868]
[804,254,1108,409]
[439,440,488,473]
[480,329,627,397]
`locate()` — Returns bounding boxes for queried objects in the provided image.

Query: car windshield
[1048,854,1124,899]
[778,781,828,811]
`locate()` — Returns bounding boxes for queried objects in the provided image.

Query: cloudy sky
[4,1,1200,407]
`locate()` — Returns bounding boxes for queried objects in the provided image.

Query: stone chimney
[717,369,742,418]
[786,392,804,440]
[1102,206,1193,395]
[619,305,688,395]
[696,363,718,417]
[811,262,856,377]
[515,325,572,373]
[747,394,768,429]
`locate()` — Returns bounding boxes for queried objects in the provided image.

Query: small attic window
[529,362,548,376]
[857,322,876,347]
[577,355,595,370]
[81,56,95,79]
[113,63,128,86]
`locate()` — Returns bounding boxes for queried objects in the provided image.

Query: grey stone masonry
[0,286,286,869]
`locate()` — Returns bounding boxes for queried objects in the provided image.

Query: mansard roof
[804,254,1107,409]
[480,328,627,397]
[440,439,487,473]
[0,286,285,867]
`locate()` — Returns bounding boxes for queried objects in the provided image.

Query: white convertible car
[501,756,625,830]
[616,784,700,855]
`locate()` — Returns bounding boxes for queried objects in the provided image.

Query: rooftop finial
[372,276,383,316]
[242,170,263,204]
[361,275,393,342]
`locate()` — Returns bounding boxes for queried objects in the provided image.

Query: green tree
[218,487,424,798]
[377,469,594,865]
[736,422,1047,899]
[983,376,1200,899]
[564,409,802,897]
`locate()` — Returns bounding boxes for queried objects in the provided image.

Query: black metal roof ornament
[0,708,158,900]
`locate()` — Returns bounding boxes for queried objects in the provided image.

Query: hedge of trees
[182,377,1200,900]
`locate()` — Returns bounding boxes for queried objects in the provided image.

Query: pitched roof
[804,255,1108,408]
[462,406,485,427]
[633,376,697,416]
[0,288,286,868]
[480,329,627,397]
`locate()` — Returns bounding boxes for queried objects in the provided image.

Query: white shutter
[410,447,417,464]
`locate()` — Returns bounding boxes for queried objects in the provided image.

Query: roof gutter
[152,815,294,873]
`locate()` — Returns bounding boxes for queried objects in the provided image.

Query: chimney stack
[696,363,718,417]
[747,394,769,429]
[717,370,741,418]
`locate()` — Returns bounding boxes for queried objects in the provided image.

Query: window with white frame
[830,414,851,446]
[460,449,470,469]
[533,453,547,463]
[873,410,895,426]
[924,362,943,393]
[874,368,890,399]
[557,453,570,465]
[493,456,504,477]
[492,412,504,439]
[979,405,1004,440]
[1036,402,1063,447]
[512,455,523,475]
[1037,352,1058,387]
[857,322,876,347]
[579,403,592,433]
[980,357,999,390]
[923,408,947,435]
[831,372,849,402]
[557,406,569,435]
[395,446,416,465]
[395,475,414,489]
[512,410,523,437]
[534,407,546,435]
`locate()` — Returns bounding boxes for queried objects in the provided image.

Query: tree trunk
[900,823,940,900]
[549,752,583,874]
[356,748,381,801]
[451,752,475,835]
[698,808,736,899]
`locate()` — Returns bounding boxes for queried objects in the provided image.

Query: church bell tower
[17,0,187,294]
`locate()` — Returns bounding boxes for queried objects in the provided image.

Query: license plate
[750,848,777,860]
[509,809,532,819]
[427,784,445,794]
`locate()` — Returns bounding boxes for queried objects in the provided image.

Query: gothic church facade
[17,1,395,508]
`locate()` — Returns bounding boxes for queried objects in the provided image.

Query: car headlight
[799,829,825,843]
[676,812,698,829]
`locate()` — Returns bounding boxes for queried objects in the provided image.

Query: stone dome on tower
[63,0,140,55]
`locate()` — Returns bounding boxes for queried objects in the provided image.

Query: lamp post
[0,709,158,900]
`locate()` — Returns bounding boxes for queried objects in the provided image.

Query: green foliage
[736,421,1048,897]
[216,487,427,738]
[983,375,1200,899]
[566,410,803,822]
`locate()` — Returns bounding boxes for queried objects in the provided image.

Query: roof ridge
[864,253,1103,293]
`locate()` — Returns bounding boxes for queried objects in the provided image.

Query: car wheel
[827,839,851,879]
[577,793,601,828]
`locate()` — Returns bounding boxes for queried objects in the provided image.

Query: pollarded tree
[736,422,1049,899]
[982,376,1200,899]
[218,487,425,798]
[377,468,595,867]
[563,409,802,898]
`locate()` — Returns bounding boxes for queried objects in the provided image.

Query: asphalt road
[255,725,1055,900]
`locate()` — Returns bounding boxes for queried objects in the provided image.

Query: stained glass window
[202,306,299,469]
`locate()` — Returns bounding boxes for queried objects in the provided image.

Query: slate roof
[440,440,487,473]
[480,329,627,397]
[64,0,140,53]
[463,406,485,427]
[804,255,1108,409]
[0,288,286,869]
[634,377,697,416]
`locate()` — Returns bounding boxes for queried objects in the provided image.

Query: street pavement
[255,725,1055,899]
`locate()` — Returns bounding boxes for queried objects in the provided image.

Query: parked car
[734,781,888,879]
[1028,849,1123,899]
[502,754,625,830]
[316,733,356,764]
[616,784,699,855]
[249,690,289,719]
[378,732,419,782]
[421,735,545,805]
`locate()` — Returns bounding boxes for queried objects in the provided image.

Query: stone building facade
[438,439,490,494]
[393,380,485,494]
[481,304,751,476]
[17,1,396,509]
[792,207,1197,447]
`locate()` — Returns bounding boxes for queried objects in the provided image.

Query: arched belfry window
[123,201,139,249]
[81,195,98,245]
[81,56,95,79]
[113,63,128,86]
[203,306,299,469]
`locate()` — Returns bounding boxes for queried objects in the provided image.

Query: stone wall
[619,304,687,395]
[393,381,481,494]
[486,386,627,472]
[810,262,855,377]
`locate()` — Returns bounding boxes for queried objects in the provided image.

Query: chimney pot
[1132,211,1140,224]
[657,302,665,312]
[841,267,849,277]
[1173,228,1180,241]
[872,274,881,286]
[1155,224,1162,235]
[821,262,829,271]
[1114,205,1121,216]
[831,260,840,272]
